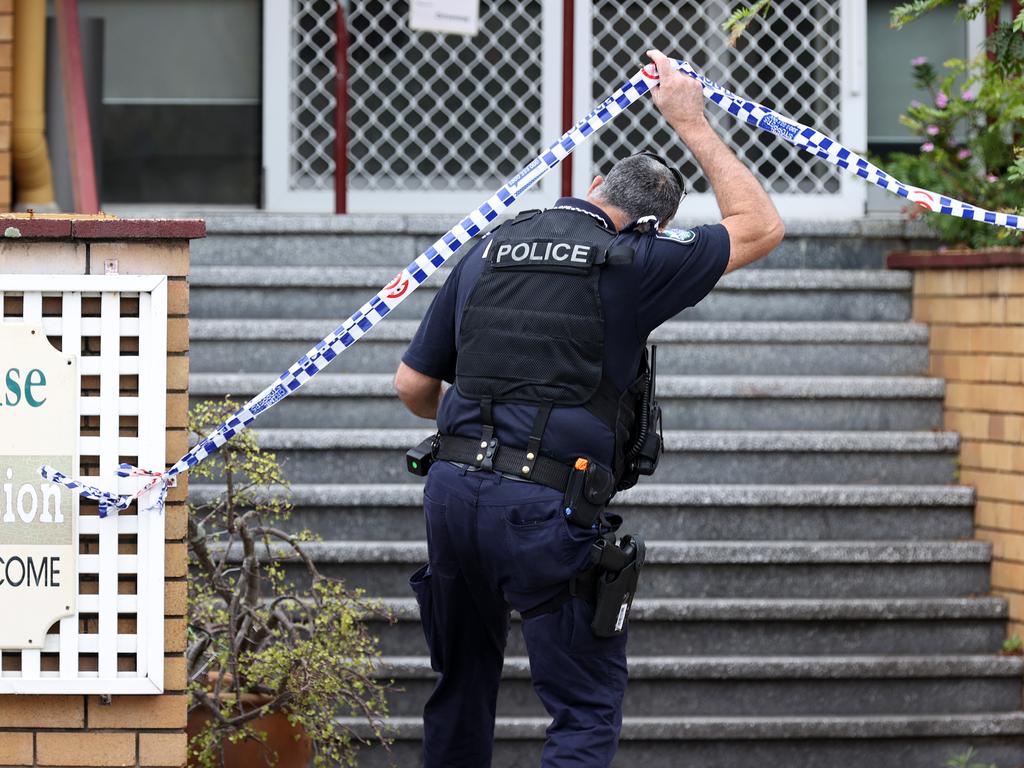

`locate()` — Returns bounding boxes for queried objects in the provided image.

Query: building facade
[68,0,982,218]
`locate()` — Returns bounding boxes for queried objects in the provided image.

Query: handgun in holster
[587,533,646,637]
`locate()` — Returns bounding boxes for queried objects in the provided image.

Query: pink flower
[987,174,999,183]
[957,148,972,160]
[936,91,949,108]
[911,56,928,66]
[961,90,976,102]
[922,142,935,152]
[926,125,940,136]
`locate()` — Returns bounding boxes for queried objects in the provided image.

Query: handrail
[55,0,98,213]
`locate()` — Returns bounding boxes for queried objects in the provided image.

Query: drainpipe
[13,0,57,209]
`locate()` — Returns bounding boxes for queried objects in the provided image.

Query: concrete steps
[189,266,914,322]
[366,597,1010,657]
[188,214,931,270]
[373,655,1024,718]
[189,319,931,375]
[251,540,992,599]
[189,373,945,430]
[207,427,959,485]
[192,482,977,541]
[340,713,1024,768]
[185,216,1020,764]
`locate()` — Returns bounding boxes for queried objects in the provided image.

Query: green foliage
[187,398,391,767]
[1001,633,1023,655]
[889,0,1005,29]
[883,2,1024,248]
[884,51,1024,248]
[721,0,773,46]
[723,3,1024,248]
[944,747,999,768]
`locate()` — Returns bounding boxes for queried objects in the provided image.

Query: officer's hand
[646,49,707,136]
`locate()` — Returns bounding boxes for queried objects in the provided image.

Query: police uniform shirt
[402,197,731,470]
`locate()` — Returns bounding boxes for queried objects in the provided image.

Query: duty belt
[433,434,572,493]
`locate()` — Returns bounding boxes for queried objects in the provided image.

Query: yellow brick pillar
[892,249,1024,639]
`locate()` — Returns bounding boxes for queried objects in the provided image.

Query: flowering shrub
[885,47,1024,249]
[724,0,1024,249]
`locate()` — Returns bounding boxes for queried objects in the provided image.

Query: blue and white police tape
[37,62,659,516]
[659,59,1022,230]
[39,55,1022,517]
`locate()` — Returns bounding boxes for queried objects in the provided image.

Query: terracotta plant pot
[187,692,313,768]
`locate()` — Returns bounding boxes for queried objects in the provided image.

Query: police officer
[395,49,784,767]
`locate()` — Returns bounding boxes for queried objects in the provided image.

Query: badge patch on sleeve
[657,228,697,245]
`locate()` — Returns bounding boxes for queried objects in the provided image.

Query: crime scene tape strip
[662,60,1022,230]
[39,56,1022,517]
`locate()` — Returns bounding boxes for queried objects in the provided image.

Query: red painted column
[55,0,98,213]
[561,0,574,198]
[334,3,349,214]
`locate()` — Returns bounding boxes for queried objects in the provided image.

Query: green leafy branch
[721,0,773,46]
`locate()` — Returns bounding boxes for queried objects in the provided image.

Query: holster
[521,532,645,639]
[589,534,645,637]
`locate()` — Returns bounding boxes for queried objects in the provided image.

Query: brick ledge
[0,217,205,240]
[887,248,1024,270]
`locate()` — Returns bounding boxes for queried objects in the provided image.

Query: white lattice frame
[0,276,167,695]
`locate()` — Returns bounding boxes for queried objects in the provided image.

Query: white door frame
[263,0,567,214]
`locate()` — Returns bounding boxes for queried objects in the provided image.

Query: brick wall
[910,265,1024,639]
[0,218,202,767]
[0,0,12,211]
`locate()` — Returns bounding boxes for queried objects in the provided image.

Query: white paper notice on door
[409,0,480,36]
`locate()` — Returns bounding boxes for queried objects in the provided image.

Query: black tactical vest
[456,208,616,406]
[455,207,647,486]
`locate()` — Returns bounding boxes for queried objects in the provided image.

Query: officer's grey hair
[593,154,683,226]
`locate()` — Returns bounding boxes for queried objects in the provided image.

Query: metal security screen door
[263,0,565,212]
[0,276,167,694]
[573,0,868,221]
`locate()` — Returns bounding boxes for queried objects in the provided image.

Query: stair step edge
[188,373,945,399]
[221,540,992,565]
[371,597,1008,621]
[333,711,1024,740]
[189,483,976,507]
[376,654,1024,679]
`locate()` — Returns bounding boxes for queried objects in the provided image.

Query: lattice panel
[0,277,166,694]
[289,0,545,194]
[590,0,842,195]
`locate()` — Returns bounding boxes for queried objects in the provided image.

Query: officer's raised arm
[647,48,784,273]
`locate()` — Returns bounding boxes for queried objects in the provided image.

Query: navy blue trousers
[409,460,629,767]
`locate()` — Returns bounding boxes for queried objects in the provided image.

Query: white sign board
[409,0,480,36]
[0,324,78,649]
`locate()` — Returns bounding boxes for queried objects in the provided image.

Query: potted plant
[186,398,391,767]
